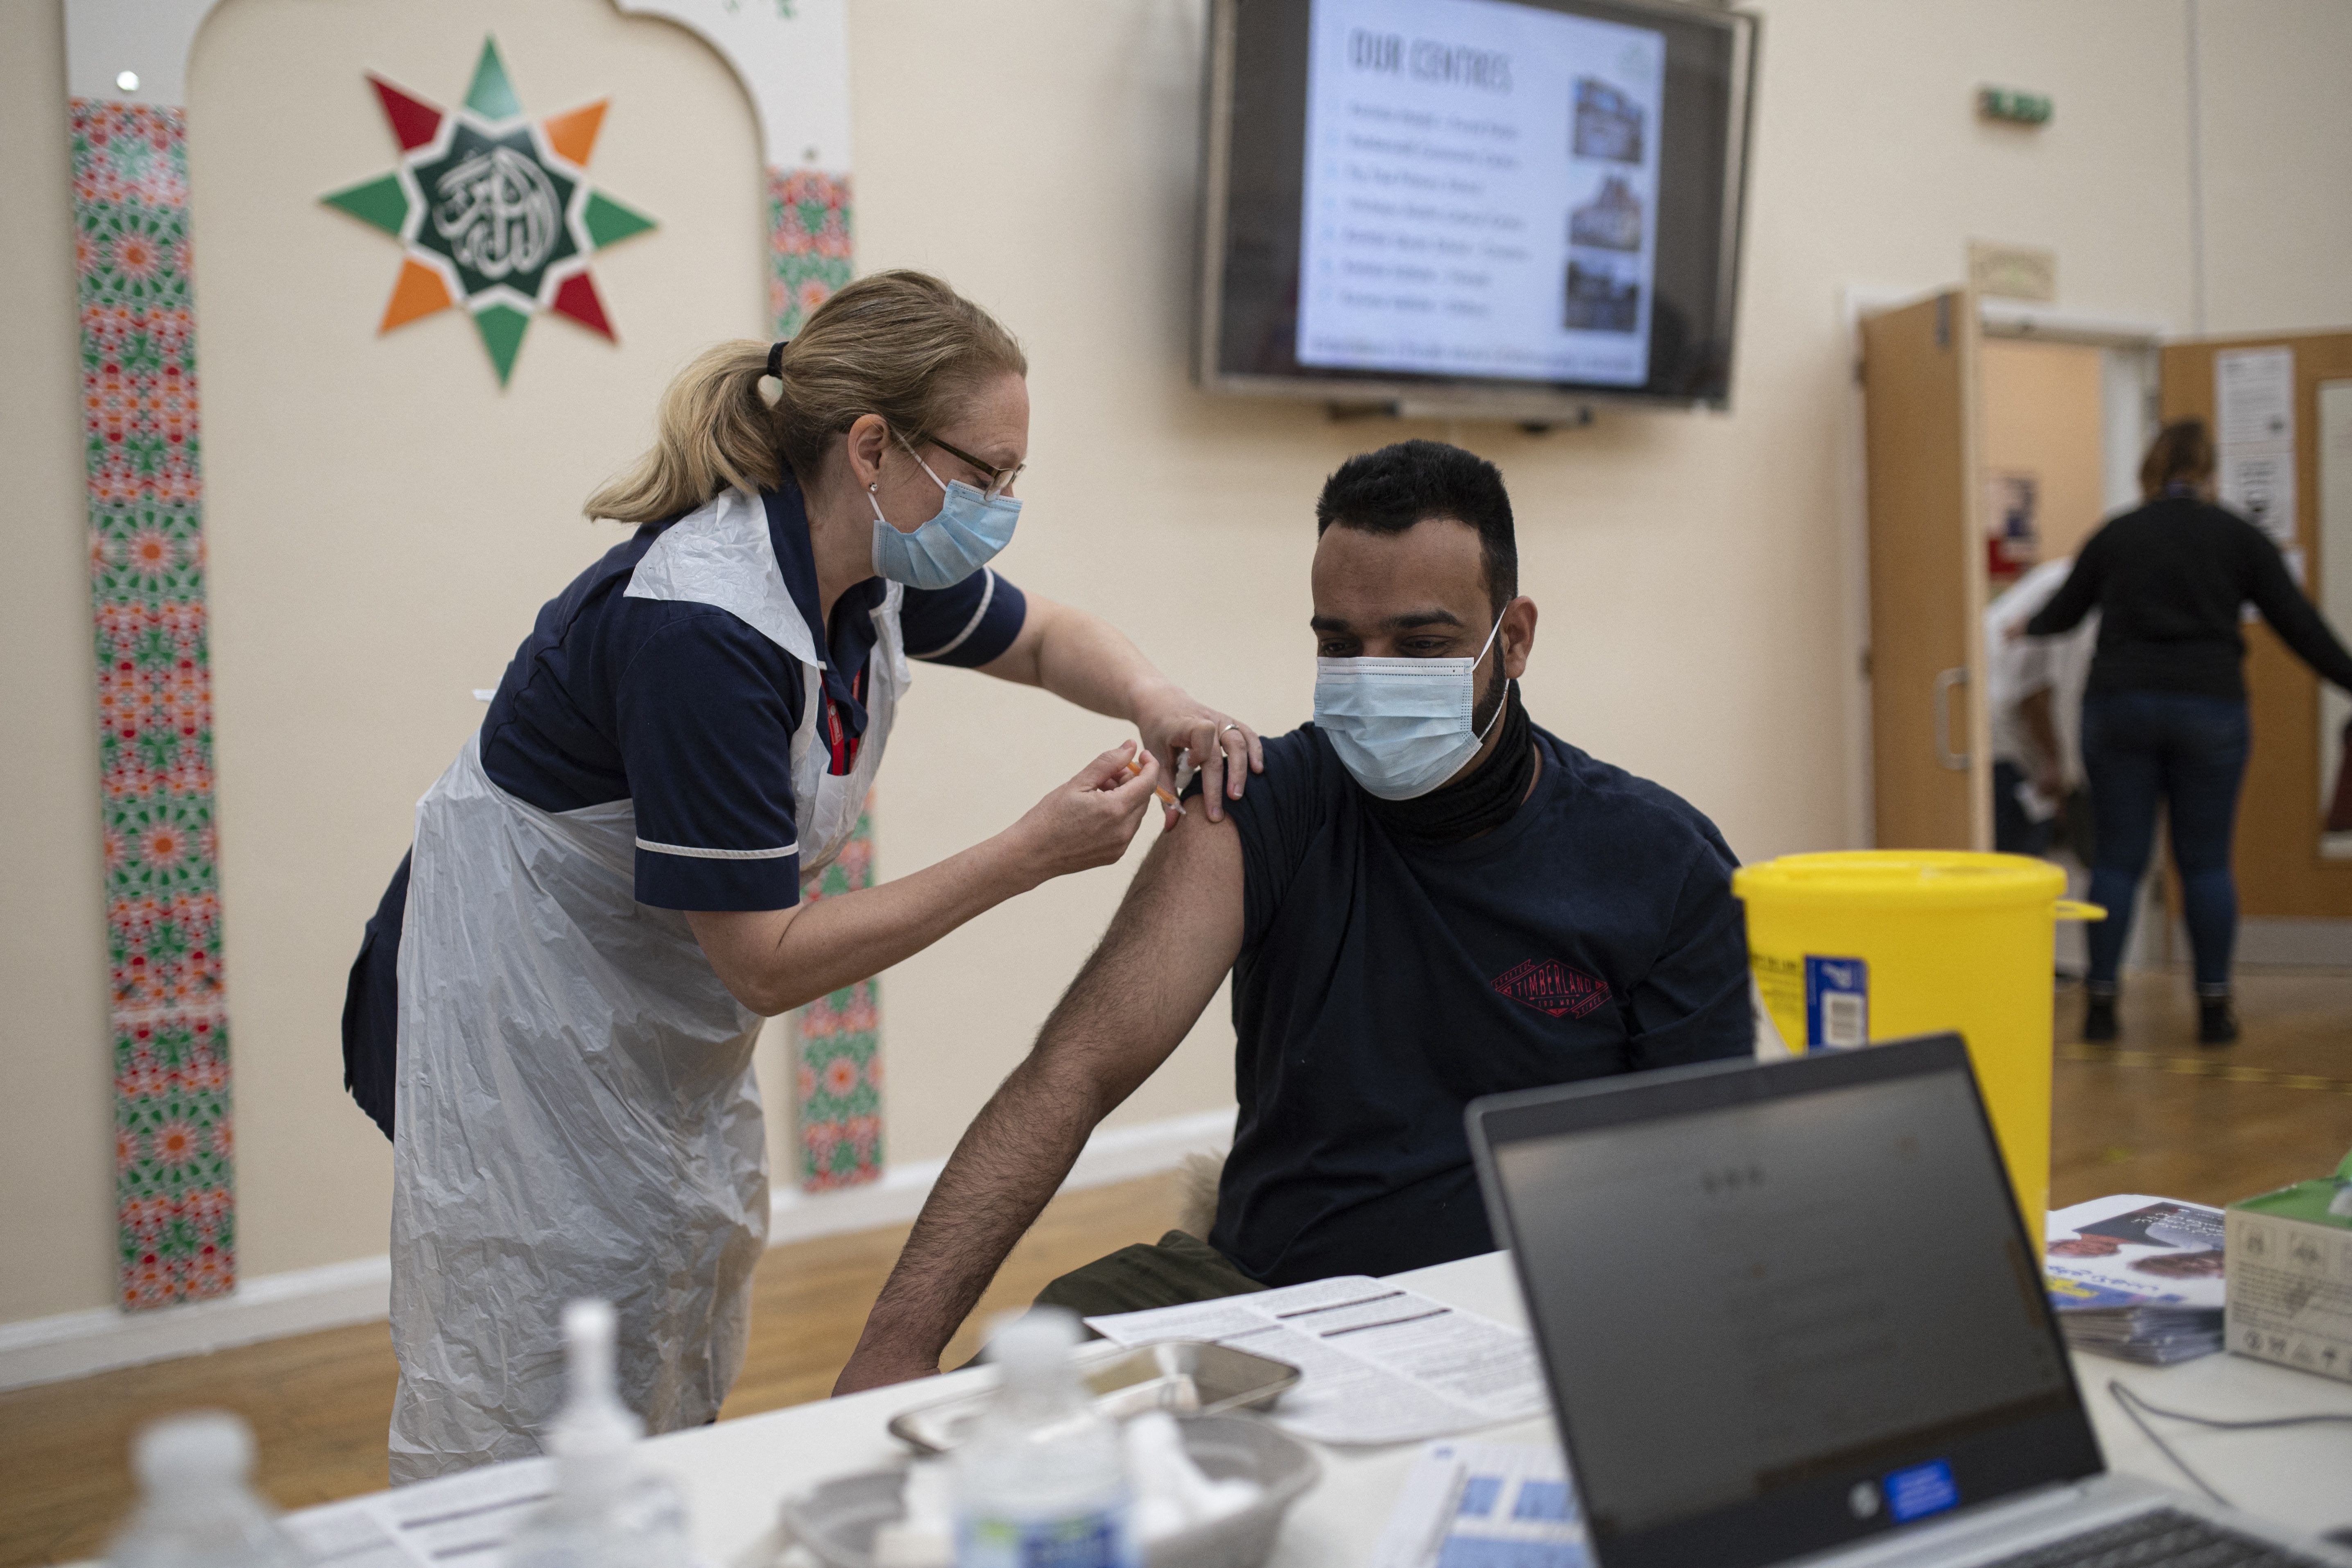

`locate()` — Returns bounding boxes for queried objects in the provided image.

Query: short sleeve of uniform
[1201,726,1338,952]
[616,609,805,910]
[900,568,1027,667]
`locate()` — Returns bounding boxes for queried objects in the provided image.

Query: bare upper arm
[1038,803,1246,1103]
[1126,802,1247,980]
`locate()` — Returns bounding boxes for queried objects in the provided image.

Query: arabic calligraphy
[430,146,561,280]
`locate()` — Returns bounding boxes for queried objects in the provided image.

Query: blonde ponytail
[585,271,1027,525]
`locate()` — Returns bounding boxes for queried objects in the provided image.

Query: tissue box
[2224,1177,2352,1384]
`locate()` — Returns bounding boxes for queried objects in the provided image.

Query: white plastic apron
[387,489,907,1482]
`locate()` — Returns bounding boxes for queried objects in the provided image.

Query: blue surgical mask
[1314,613,1507,800]
[868,439,1021,590]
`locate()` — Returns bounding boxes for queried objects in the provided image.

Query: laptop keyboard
[1988,1510,2329,1568]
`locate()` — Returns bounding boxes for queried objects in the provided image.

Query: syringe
[1125,751,1186,817]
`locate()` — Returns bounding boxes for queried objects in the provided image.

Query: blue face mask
[1313,613,1507,800]
[868,438,1021,590]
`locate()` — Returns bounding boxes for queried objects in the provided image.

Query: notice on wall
[1295,0,1667,387]
[2216,348,2295,448]
[2215,347,2298,550]
[2221,452,2299,556]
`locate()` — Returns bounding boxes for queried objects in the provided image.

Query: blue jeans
[2079,690,2250,991]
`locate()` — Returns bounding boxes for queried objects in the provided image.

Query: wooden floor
[0,1177,1180,1566]
[2049,968,2352,1208]
[5,969,2345,1566]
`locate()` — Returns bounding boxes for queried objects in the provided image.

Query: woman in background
[2026,419,2352,1045]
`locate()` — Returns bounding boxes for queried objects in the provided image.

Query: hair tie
[764,339,788,381]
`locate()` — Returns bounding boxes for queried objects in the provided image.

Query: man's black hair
[1314,440,1517,615]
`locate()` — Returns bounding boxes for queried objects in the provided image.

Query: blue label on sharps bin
[1884,1459,1959,1523]
[1805,956,1868,1049]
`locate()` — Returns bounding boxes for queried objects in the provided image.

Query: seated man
[835,440,1752,1392]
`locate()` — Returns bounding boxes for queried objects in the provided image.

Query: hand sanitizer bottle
[953,1309,1138,1568]
[107,1411,309,1568]
[504,1300,693,1568]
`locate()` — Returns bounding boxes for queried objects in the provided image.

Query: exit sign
[1979,86,2053,126]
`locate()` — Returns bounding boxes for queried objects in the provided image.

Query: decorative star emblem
[321,38,656,386]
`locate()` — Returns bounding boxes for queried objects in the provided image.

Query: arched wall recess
[60,0,869,1313]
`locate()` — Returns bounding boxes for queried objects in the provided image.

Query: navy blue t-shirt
[478,478,1024,909]
[339,478,1024,1136]
[1205,722,1750,1287]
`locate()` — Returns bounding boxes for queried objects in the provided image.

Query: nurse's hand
[1000,742,1165,884]
[1131,682,1264,826]
[688,744,1163,1018]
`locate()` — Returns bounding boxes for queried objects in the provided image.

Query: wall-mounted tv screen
[1196,0,1757,417]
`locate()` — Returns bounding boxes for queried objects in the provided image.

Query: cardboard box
[2224,1159,2352,1384]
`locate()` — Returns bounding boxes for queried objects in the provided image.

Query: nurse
[348,271,1262,1482]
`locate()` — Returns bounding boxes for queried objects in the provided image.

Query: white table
[636,1251,2352,1567]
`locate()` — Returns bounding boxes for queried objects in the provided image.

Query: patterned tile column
[70,100,235,1309]
[767,168,881,1190]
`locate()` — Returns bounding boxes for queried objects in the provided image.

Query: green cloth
[1033,1230,1267,1330]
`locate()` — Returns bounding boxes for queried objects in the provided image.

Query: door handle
[1933,667,1970,771]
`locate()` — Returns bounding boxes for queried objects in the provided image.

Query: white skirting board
[0,1105,1236,1393]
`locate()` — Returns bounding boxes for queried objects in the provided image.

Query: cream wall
[190,0,770,1278]
[0,0,118,1324]
[6,0,2352,1325]
[2194,0,2352,334]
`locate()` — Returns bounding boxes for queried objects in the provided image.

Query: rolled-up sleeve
[901,568,1027,667]
[616,611,805,910]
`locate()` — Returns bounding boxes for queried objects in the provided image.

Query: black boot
[2082,991,2118,1043]
[2198,993,2238,1047]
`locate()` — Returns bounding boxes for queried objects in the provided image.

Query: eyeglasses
[923,434,1025,502]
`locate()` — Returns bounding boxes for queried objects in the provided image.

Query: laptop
[1463,1033,2351,1568]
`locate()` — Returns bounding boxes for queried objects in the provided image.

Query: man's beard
[1468,652,1508,738]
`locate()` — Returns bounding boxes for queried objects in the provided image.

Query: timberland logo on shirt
[1492,958,1610,1019]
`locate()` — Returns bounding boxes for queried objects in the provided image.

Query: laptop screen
[1477,1041,2102,1568]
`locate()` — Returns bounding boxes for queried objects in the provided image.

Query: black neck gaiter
[1364,680,1535,847]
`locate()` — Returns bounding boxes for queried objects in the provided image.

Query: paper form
[1368,1441,1588,1568]
[1085,1276,1549,1446]
[285,1457,555,1567]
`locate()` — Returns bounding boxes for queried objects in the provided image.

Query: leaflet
[1369,1440,1587,1568]
[2045,1193,2227,1311]
[285,1457,554,1567]
[1085,1276,1549,1446]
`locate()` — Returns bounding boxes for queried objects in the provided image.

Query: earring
[869,480,879,493]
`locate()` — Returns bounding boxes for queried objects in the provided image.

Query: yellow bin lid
[1734,851,2069,910]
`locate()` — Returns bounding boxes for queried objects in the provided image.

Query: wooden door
[2160,331,2352,918]
[1863,290,1992,849]
[1980,338,2109,567]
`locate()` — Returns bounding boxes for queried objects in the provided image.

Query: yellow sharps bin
[1732,851,2103,1228]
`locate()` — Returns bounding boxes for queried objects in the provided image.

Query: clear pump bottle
[106,1411,310,1568]
[503,1299,693,1568]
[952,1309,1138,1568]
